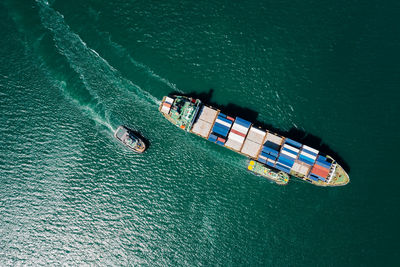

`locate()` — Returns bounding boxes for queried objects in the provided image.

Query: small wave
[105,33,184,93]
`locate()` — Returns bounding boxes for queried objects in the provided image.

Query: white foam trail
[57,81,114,132]
[36,0,160,108]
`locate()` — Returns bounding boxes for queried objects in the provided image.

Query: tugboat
[114,125,147,153]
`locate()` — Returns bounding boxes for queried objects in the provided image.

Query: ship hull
[159,95,349,187]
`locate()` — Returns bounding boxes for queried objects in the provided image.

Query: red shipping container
[311,165,329,178]
[230,129,246,137]
[163,102,171,108]
[217,137,226,143]
[227,116,235,121]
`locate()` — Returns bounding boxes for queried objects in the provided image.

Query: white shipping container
[302,145,319,154]
[281,149,297,159]
[165,97,174,105]
[232,123,249,134]
[283,144,300,153]
[266,133,283,145]
[228,132,245,143]
[225,139,243,151]
[197,106,218,123]
[246,127,266,143]
[216,118,232,128]
[300,151,317,160]
[241,139,262,158]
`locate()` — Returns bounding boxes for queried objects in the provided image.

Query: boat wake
[36,0,160,108]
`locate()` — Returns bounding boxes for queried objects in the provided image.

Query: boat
[159,95,349,186]
[114,125,147,153]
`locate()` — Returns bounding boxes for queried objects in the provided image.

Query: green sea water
[1,0,399,265]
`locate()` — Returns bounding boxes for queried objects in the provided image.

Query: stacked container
[160,96,174,114]
[298,145,318,165]
[225,117,251,151]
[208,113,233,146]
[240,127,267,158]
[309,155,332,181]
[274,138,301,173]
[258,133,283,168]
[191,106,218,138]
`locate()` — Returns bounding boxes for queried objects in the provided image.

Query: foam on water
[36,0,160,108]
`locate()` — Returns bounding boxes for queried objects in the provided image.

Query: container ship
[159,95,349,186]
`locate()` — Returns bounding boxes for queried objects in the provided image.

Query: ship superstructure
[160,95,349,186]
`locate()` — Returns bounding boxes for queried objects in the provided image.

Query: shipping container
[302,145,319,155]
[216,140,224,146]
[216,118,233,128]
[300,150,317,160]
[281,149,297,159]
[228,132,245,143]
[230,129,246,137]
[225,138,243,151]
[241,139,262,158]
[315,160,331,169]
[298,154,315,165]
[283,144,300,154]
[317,155,327,162]
[165,96,174,105]
[191,120,213,138]
[301,148,318,157]
[266,161,275,167]
[275,163,291,173]
[232,123,249,134]
[212,127,228,137]
[311,165,329,178]
[266,133,283,146]
[263,141,280,151]
[285,138,302,148]
[218,113,226,118]
[234,117,252,128]
[217,137,226,143]
[208,134,217,142]
[277,156,294,167]
[258,157,267,164]
[246,127,266,143]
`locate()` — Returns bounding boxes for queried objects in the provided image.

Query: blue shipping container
[315,160,331,169]
[262,146,279,156]
[218,113,226,118]
[217,117,233,126]
[258,157,267,164]
[309,175,319,182]
[266,161,275,167]
[216,140,224,146]
[235,117,251,128]
[208,134,217,142]
[282,146,298,156]
[277,156,294,167]
[298,154,315,165]
[317,155,327,162]
[301,148,318,156]
[212,125,229,137]
[285,138,302,148]
[279,153,296,162]
[275,163,290,173]
[261,152,276,160]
